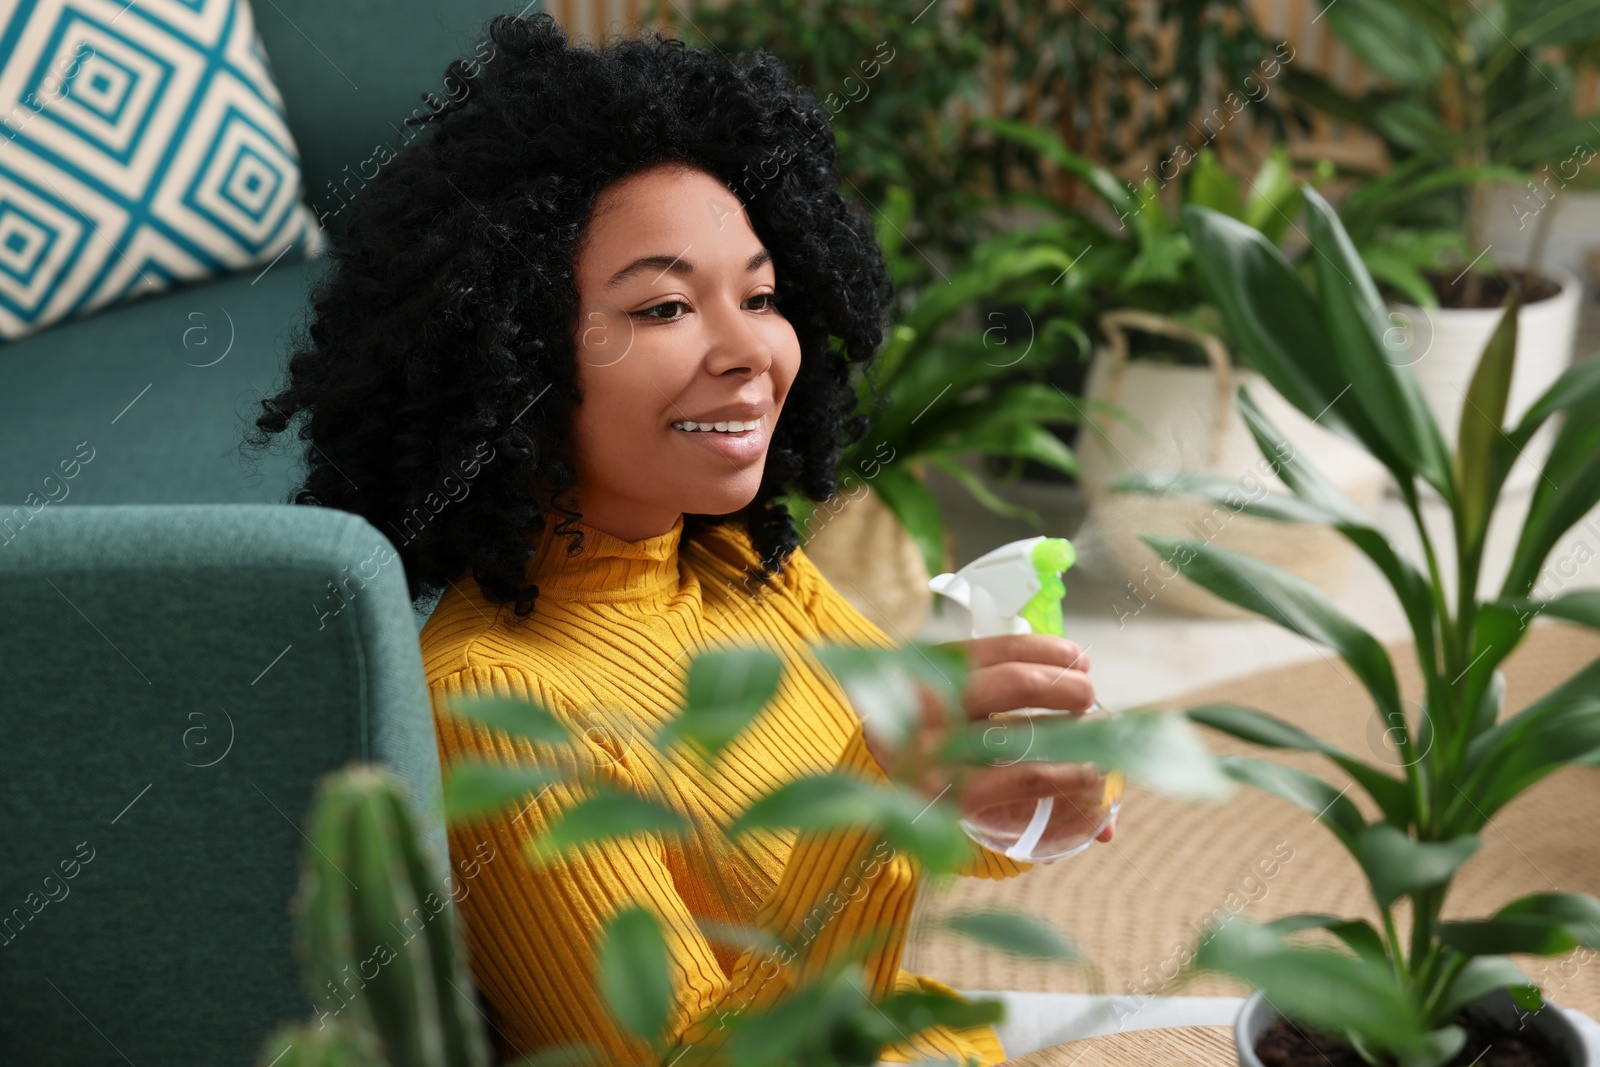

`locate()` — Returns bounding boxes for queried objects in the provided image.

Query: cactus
[263,764,492,1067]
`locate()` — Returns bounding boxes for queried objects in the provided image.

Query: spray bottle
[928,536,1123,862]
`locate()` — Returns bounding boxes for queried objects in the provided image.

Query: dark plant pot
[1233,988,1591,1067]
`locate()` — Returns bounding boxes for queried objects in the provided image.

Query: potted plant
[1115,185,1600,1065]
[255,641,1227,1067]
[1299,0,1599,492]
[972,120,1391,619]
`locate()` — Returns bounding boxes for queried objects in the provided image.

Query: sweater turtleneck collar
[525,513,686,603]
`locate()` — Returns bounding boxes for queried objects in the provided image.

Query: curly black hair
[241,12,895,625]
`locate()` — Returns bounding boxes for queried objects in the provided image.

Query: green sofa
[0,1,536,1062]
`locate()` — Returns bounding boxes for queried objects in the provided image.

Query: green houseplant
[1300,0,1600,303]
[256,641,1228,1067]
[1292,1,1598,493]
[1113,184,1600,1065]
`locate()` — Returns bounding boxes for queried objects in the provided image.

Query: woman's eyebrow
[604,247,772,291]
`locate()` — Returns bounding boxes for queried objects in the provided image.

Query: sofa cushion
[0,251,327,509]
[0,0,322,341]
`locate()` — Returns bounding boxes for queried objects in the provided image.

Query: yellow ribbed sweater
[420,513,1032,1066]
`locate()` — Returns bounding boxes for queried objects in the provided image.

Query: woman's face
[563,163,801,542]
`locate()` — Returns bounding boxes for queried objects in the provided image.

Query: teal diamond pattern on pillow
[0,0,323,341]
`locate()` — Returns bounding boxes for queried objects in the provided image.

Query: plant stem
[1383,908,1410,986]
[1406,488,1456,832]
[1410,886,1442,977]
[1422,953,1471,1023]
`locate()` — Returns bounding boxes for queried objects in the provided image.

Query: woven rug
[903,620,1600,1018]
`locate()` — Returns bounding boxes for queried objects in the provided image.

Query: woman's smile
[669,413,769,463]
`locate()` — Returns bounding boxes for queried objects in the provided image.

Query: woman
[247,13,1114,1065]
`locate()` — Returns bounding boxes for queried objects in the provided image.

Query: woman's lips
[670,418,768,462]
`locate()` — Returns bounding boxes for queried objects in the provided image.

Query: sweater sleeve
[431,663,920,1066]
[788,546,1033,881]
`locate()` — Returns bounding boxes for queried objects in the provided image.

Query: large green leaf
[652,646,784,764]
[1453,696,1600,829]
[1429,955,1539,1023]
[1260,913,1391,968]
[1183,205,1409,480]
[1303,186,1454,496]
[1140,535,1406,728]
[1505,590,1600,631]
[598,905,673,1042]
[1185,704,1411,826]
[1439,893,1600,956]
[1454,297,1520,558]
[1195,917,1428,1052]
[1353,824,1480,910]
[1500,403,1600,601]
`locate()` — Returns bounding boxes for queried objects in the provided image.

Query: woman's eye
[634,300,688,321]
[633,294,779,320]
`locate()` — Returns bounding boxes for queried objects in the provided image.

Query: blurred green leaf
[1260,913,1390,969]
[1430,955,1539,1023]
[1189,149,1245,220]
[598,905,673,1043]
[442,761,565,823]
[967,708,1231,800]
[1243,145,1304,245]
[1353,825,1480,910]
[1195,916,1428,1051]
[653,646,784,764]
[1303,186,1454,496]
[526,786,690,864]
[1454,295,1520,556]
[441,695,570,748]
[1316,0,1450,84]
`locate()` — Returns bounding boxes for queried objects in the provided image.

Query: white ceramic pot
[1384,262,1583,497]
[1234,988,1591,1066]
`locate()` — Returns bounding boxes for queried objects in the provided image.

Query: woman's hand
[860,633,1117,845]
